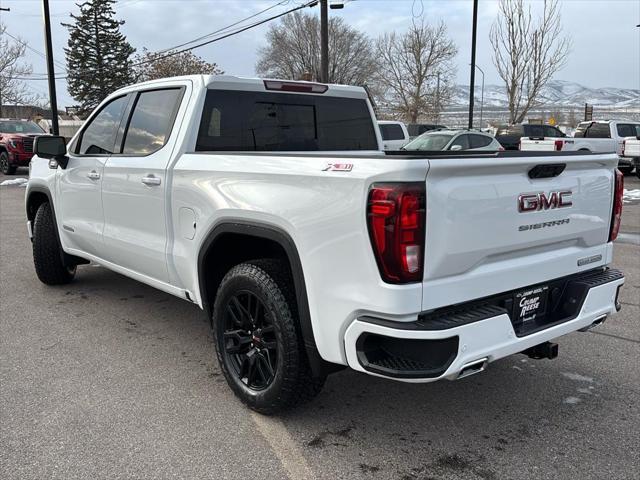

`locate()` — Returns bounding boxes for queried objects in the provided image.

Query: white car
[520,120,640,173]
[378,120,410,150]
[403,129,503,151]
[26,75,625,413]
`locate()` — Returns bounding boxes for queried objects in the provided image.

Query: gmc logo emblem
[518,191,572,212]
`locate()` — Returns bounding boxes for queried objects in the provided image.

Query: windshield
[0,121,45,134]
[403,133,453,151]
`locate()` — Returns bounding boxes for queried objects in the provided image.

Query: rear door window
[196,90,377,151]
[469,134,493,148]
[585,123,611,138]
[380,124,405,141]
[122,88,183,155]
[544,126,564,137]
[525,125,544,138]
[450,134,470,150]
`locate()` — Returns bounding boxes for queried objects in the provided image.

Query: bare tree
[134,48,223,82]
[0,23,40,113]
[256,12,377,86]
[375,21,457,123]
[490,0,571,124]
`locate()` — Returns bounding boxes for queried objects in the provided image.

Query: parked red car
[0,120,46,175]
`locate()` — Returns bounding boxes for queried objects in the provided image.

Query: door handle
[87,170,100,180]
[141,175,161,186]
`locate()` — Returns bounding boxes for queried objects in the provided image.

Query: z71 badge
[322,163,353,172]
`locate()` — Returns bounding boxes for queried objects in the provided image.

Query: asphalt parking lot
[1,170,639,480]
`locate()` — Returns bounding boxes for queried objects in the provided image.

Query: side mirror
[34,136,69,169]
[450,144,463,151]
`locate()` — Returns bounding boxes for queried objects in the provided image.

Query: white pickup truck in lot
[622,136,640,179]
[26,75,625,414]
[520,120,640,174]
[378,120,410,150]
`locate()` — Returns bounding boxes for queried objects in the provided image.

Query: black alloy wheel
[212,260,326,414]
[223,291,278,390]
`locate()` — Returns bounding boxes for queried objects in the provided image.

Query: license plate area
[512,285,549,324]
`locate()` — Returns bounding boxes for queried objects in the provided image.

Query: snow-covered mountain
[451,80,639,109]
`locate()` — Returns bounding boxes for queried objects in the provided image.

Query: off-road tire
[32,202,76,285]
[212,259,325,414]
[0,152,16,175]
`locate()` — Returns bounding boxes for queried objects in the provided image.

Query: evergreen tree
[63,0,135,114]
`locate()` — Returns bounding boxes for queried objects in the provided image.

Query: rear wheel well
[198,224,341,378]
[201,232,290,311]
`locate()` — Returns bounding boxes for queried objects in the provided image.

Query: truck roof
[115,74,370,100]
[577,120,640,125]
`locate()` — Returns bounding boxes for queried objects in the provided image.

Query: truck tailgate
[421,153,617,311]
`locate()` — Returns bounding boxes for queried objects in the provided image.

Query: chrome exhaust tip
[578,315,607,332]
[457,357,488,379]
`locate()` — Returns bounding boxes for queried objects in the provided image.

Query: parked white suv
[26,75,625,413]
[378,120,410,150]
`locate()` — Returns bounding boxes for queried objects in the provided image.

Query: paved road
[1,171,639,480]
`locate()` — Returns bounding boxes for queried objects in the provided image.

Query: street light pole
[42,0,59,135]
[475,64,485,129]
[320,0,329,83]
[467,0,478,129]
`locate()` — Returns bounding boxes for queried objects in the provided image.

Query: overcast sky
[3,0,640,107]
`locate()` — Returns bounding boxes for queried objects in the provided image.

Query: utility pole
[320,0,329,83]
[474,64,485,129]
[467,0,478,129]
[42,0,59,135]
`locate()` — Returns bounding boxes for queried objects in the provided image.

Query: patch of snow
[563,396,582,405]
[577,388,593,395]
[562,372,594,383]
[623,189,640,203]
[0,178,28,186]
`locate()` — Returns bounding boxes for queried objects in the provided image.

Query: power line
[9,0,315,83]
[3,30,67,70]
[130,0,315,67]
[155,0,291,54]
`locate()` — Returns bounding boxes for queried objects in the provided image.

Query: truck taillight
[554,140,564,151]
[609,169,624,242]
[367,183,425,283]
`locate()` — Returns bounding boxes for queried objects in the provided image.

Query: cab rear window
[380,124,405,141]
[196,90,378,151]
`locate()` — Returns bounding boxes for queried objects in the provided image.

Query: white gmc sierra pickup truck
[26,75,625,414]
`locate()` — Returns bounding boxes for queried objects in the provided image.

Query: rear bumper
[344,268,624,383]
[617,156,633,167]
